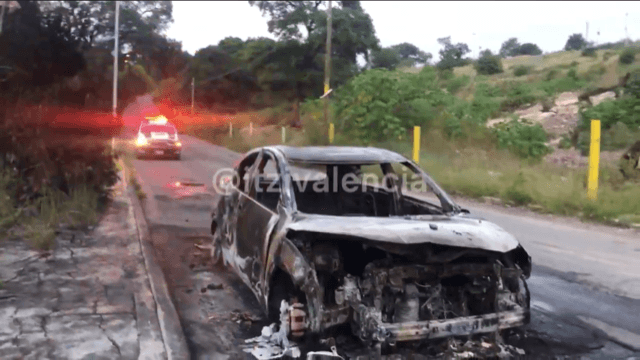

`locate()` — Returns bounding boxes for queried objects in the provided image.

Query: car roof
[264,145,408,165]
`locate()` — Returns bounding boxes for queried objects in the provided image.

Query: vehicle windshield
[140,125,176,135]
[286,161,450,217]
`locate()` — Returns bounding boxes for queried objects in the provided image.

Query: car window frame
[235,151,261,194]
[250,150,282,212]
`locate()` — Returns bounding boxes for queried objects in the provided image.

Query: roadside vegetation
[185,31,640,228]
[0,1,168,250]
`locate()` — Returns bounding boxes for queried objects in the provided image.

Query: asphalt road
[131,134,640,359]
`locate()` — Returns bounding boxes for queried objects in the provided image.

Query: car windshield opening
[288,161,444,217]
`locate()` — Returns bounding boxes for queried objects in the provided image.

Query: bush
[545,69,559,81]
[492,118,551,160]
[625,71,640,98]
[603,51,616,61]
[445,75,471,94]
[474,50,504,75]
[579,96,640,131]
[438,69,455,81]
[517,43,543,56]
[500,83,540,111]
[619,48,636,64]
[581,47,597,57]
[335,67,447,143]
[513,65,533,77]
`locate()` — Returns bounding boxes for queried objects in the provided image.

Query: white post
[112,1,119,119]
[191,77,194,115]
[281,127,286,144]
[229,122,232,137]
[249,122,253,136]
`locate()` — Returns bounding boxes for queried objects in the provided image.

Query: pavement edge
[120,157,191,360]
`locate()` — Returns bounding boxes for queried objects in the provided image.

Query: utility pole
[112,1,119,119]
[626,13,629,45]
[586,21,589,47]
[323,0,332,129]
[191,77,195,115]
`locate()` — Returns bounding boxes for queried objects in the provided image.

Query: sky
[166,1,640,62]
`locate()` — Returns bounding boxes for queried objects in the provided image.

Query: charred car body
[210,146,531,353]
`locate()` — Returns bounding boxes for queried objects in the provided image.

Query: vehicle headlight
[136,135,148,146]
[176,142,182,147]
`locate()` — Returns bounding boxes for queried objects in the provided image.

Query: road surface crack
[99,315,122,356]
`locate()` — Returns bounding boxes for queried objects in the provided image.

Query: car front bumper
[379,308,529,342]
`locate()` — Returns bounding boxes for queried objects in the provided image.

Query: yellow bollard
[282,126,286,144]
[329,123,334,144]
[413,126,420,163]
[587,119,601,201]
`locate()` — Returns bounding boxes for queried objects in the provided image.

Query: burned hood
[286,213,520,253]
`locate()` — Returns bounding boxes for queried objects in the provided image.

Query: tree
[370,48,401,70]
[0,0,85,92]
[565,33,587,51]
[518,43,542,55]
[499,37,520,58]
[390,42,432,66]
[499,38,542,57]
[38,1,173,53]
[436,36,470,70]
[474,49,503,75]
[249,1,379,121]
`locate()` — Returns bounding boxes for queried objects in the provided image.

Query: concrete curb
[121,159,191,360]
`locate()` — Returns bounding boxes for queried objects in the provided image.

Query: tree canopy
[436,36,470,70]
[499,38,543,57]
[565,33,587,51]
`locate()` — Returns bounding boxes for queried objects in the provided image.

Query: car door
[222,151,260,284]
[234,150,281,299]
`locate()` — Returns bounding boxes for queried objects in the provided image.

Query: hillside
[399,45,640,168]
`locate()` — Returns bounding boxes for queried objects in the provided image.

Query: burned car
[210,146,531,354]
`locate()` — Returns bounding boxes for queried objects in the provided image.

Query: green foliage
[545,69,559,81]
[565,33,587,51]
[446,75,471,94]
[492,119,551,160]
[499,38,521,58]
[474,50,503,75]
[248,1,380,103]
[603,51,616,61]
[581,47,597,57]
[625,71,640,98]
[619,48,636,64]
[513,65,533,77]
[389,42,432,66]
[505,172,534,206]
[436,36,471,70]
[335,68,440,142]
[518,43,543,56]
[500,83,540,111]
[579,96,640,131]
[499,38,543,57]
[559,134,573,149]
[370,48,401,70]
